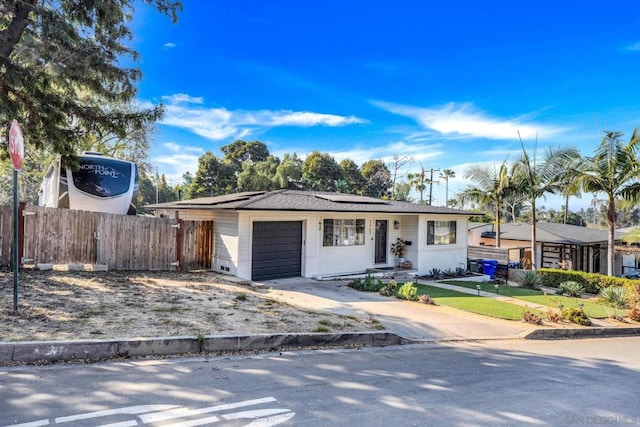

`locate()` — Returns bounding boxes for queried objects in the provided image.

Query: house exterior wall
[157,208,470,280]
[468,224,493,246]
[416,215,468,273]
[234,211,470,280]
[211,211,240,275]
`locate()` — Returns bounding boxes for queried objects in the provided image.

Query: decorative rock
[36,263,53,271]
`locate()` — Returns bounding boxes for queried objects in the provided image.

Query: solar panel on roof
[314,194,390,204]
[175,191,265,205]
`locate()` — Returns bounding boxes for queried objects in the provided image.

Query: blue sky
[132,1,640,210]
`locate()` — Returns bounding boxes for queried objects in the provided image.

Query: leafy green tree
[237,155,280,191]
[572,130,640,275]
[511,140,579,268]
[302,151,342,191]
[0,0,181,158]
[189,152,235,198]
[459,161,510,247]
[394,181,413,201]
[361,160,391,198]
[275,153,303,189]
[339,159,364,193]
[221,140,270,170]
[0,149,56,205]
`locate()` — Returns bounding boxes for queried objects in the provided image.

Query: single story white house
[149,190,475,281]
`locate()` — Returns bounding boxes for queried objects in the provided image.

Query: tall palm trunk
[607,196,616,275]
[530,199,537,269]
[495,206,501,248]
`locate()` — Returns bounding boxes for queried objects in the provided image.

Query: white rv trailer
[38,152,138,215]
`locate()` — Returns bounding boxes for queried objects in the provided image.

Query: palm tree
[572,129,640,276]
[511,139,579,269]
[459,161,510,247]
[408,165,428,203]
[556,150,583,224]
[439,169,456,207]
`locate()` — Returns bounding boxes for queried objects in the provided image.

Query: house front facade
[150,190,474,281]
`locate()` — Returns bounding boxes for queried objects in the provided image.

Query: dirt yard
[0,270,382,342]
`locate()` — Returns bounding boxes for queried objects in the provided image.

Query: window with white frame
[323,219,365,246]
[427,220,457,245]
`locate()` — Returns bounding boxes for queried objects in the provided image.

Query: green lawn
[442,281,542,297]
[440,280,626,319]
[414,283,542,321]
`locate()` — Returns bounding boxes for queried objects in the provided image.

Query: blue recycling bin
[481,259,499,279]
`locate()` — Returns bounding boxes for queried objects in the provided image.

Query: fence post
[18,201,25,265]
[175,212,183,271]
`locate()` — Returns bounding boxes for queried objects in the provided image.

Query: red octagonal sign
[8,119,24,171]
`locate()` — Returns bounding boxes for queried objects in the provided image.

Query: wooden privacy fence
[1,205,213,271]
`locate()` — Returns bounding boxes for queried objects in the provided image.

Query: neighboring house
[468,222,624,275]
[615,226,640,275]
[149,190,475,281]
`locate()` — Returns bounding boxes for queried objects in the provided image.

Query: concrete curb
[525,326,640,340]
[0,332,415,364]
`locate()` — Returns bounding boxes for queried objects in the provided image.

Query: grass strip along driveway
[413,283,542,321]
[442,281,626,319]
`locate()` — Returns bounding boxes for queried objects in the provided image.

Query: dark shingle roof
[490,222,621,244]
[148,189,475,215]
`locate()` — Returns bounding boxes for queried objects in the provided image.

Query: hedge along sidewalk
[441,280,627,319]
[412,282,546,321]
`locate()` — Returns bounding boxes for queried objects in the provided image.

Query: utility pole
[428,168,440,206]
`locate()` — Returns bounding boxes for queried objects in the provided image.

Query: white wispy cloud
[162,94,204,104]
[164,42,177,49]
[158,94,366,140]
[624,43,640,51]
[152,142,204,184]
[373,101,563,140]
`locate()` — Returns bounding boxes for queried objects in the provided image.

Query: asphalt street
[2,337,639,426]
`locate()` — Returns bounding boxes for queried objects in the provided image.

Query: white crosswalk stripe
[4,397,295,427]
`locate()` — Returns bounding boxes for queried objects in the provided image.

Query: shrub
[348,278,362,290]
[628,306,640,322]
[556,281,585,298]
[429,268,443,280]
[379,280,398,297]
[520,270,542,289]
[522,310,543,325]
[496,267,510,283]
[350,275,385,292]
[561,307,592,326]
[545,310,562,323]
[599,286,628,309]
[396,282,418,301]
[418,294,436,305]
[538,268,637,295]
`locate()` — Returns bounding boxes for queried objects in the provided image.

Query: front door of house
[374,220,388,264]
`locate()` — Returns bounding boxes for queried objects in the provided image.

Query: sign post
[8,120,24,312]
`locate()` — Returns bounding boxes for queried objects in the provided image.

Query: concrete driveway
[259,278,535,341]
